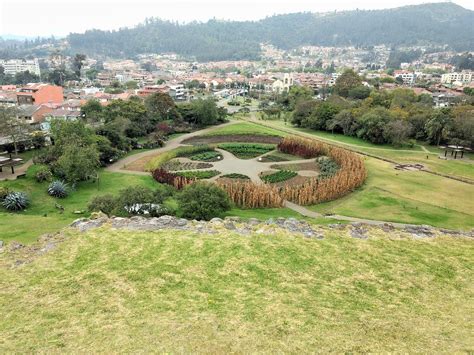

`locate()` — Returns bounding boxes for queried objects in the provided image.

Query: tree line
[290,70,474,148]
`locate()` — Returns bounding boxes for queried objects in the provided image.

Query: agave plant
[48,180,69,198]
[2,192,30,211]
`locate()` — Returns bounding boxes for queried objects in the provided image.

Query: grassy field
[310,157,474,230]
[0,166,157,244]
[1,227,473,352]
[203,122,285,137]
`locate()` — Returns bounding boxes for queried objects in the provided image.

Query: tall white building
[0,58,41,76]
[441,71,473,85]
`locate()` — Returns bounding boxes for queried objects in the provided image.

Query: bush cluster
[88,182,231,221]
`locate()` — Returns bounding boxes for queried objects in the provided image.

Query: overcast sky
[1,0,472,38]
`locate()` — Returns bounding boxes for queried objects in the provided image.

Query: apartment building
[0,58,41,76]
[441,71,473,85]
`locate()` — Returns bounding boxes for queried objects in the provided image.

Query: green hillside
[1,225,473,352]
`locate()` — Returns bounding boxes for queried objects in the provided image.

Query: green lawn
[203,122,285,137]
[310,157,474,230]
[0,166,157,244]
[1,227,473,352]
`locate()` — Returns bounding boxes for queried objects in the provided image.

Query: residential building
[393,70,416,85]
[0,58,41,76]
[169,84,186,101]
[440,71,473,85]
[16,83,64,105]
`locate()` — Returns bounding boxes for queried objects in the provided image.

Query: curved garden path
[105,121,238,173]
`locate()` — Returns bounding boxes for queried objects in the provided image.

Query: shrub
[261,170,298,183]
[178,182,231,220]
[2,192,30,211]
[317,157,340,179]
[0,187,10,201]
[175,170,220,180]
[88,194,118,215]
[113,185,173,217]
[35,166,53,183]
[48,180,69,198]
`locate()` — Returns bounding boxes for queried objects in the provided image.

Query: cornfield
[216,180,284,208]
[277,136,328,158]
[152,168,195,190]
[278,136,367,205]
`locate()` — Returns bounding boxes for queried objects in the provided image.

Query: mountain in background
[2,3,473,61]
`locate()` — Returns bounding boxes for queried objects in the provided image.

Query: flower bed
[217,143,275,159]
[261,170,298,184]
[175,170,220,180]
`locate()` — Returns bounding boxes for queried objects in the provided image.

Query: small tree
[178,182,231,220]
[54,144,99,183]
[0,106,31,156]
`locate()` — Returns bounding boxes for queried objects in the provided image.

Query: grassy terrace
[1,227,472,352]
[311,158,474,230]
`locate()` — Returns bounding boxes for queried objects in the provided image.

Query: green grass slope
[1,227,473,352]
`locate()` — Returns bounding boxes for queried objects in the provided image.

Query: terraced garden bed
[189,151,222,162]
[271,161,319,172]
[217,143,276,159]
[259,151,301,162]
[163,160,213,171]
[219,173,250,180]
[261,170,298,183]
[175,170,220,179]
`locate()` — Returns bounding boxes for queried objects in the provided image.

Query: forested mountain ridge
[2,3,473,61]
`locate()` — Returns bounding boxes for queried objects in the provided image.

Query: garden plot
[162,159,214,171]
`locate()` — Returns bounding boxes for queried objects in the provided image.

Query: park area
[1,121,473,245]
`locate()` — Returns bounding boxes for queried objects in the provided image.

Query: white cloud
[0,0,472,37]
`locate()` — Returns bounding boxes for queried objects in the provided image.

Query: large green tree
[334,69,362,98]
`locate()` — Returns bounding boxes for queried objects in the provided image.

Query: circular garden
[149,131,367,209]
